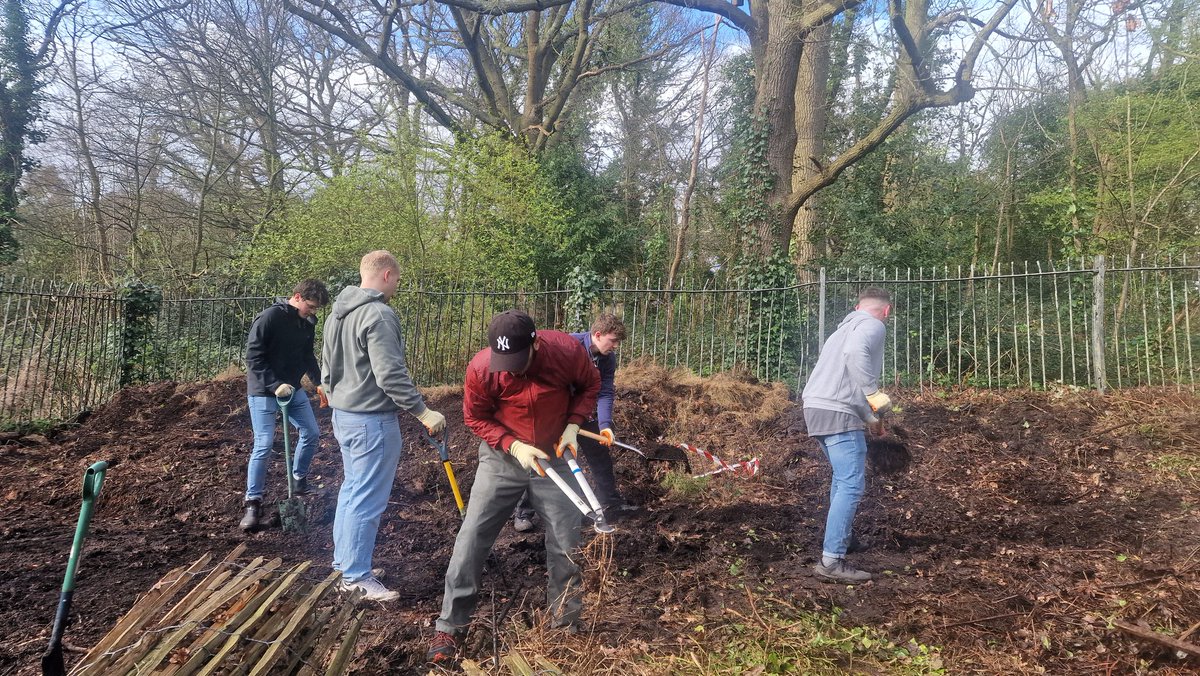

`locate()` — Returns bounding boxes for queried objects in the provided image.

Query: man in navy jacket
[240,279,330,531]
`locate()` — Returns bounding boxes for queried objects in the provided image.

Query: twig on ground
[1112,619,1200,657]
[1080,420,1140,440]
[941,612,1029,629]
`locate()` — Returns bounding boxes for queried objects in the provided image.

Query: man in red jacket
[428,310,600,664]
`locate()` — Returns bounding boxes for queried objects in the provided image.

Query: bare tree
[283,0,702,153]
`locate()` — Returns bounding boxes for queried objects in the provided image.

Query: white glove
[274,383,295,398]
[510,441,549,475]
[865,390,892,413]
[556,423,580,457]
[416,408,446,434]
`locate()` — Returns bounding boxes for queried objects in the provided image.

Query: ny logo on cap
[496,336,510,351]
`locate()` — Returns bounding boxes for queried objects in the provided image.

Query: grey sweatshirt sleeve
[841,319,885,396]
[364,309,428,415]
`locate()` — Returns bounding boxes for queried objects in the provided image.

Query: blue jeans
[815,430,867,560]
[245,391,320,502]
[331,409,402,583]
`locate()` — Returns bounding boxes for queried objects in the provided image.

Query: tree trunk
[790,21,831,270]
[65,43,111,280]
[753,3,804,256]
[668,16,720,290]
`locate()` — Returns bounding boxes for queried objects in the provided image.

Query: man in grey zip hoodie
[801,287,893,584]
[322,250,446,602]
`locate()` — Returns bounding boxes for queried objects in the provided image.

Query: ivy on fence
[118,280,163,386]
[566,265,603,332]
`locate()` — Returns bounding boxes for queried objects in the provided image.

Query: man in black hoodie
[240,279,331,531]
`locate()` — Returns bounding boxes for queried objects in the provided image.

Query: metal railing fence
[1,255,1197,426]
[0,278,124,425]
[385,254,1200,391]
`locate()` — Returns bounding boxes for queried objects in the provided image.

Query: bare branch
[653,0,755,34]
[801,0,864,31]
[283,0,467,133]
[436,0,576,13]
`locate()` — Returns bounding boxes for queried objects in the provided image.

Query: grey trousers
[436,440,584,635]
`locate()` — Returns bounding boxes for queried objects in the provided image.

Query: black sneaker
[813,559,873,583]
[427,631,457,663]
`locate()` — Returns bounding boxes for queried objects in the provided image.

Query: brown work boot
[427,631,457,663]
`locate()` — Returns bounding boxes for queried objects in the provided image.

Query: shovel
[276,395,307,532]
[867,416,911,475]
[577,429,645,457]
[42,459,116,676]
[421,427,466,517]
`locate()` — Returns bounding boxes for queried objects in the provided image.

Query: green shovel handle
[45,459,116,673]
[277,396,295,498]
[63,460,114,593]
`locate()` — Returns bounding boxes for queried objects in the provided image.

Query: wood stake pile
[70,544,365,675]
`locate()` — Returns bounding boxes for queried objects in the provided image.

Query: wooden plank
[133,558,289,675]
[104,554,252,676]
[297,598,357,676]
[501,651,536,676]
[161,556,283,673]
[71,547,366,676]
[71,557,205,675]
[183,561,312,676]
[173,585,277,676]
[247,570,341,676]
[278,607,333,675]
[323,609,366,676]
[239,589,310,671]
[156,549,255,630]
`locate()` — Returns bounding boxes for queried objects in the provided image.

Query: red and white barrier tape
[694,458,760,478]
[679,443,760,478]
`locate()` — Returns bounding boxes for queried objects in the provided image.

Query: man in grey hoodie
[801,287,893,584]
[321,250,446,602]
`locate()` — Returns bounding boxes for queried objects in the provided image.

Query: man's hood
[331,286,384,319]
[270,297,317,326]
[836,309,877,330]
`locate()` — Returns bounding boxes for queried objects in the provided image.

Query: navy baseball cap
[487,310,537,372]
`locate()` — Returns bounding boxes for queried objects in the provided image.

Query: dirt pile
[1,374,1198,674]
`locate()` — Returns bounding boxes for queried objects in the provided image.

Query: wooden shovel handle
[577,429,606,443]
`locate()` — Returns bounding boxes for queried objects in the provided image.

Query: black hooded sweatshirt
[245,299,321,397]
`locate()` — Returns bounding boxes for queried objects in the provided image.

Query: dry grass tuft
[422,383,465,400]
[213,363,245,382]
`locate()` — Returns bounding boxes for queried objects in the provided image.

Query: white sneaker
[340,576,400,602]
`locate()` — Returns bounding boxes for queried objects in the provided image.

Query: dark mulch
[1,372,1198,674]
